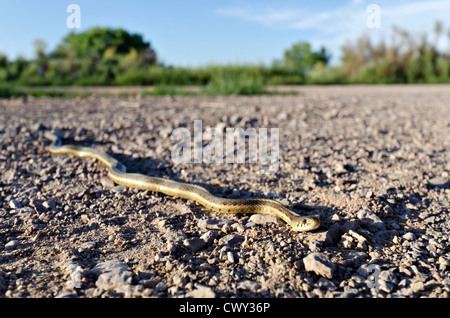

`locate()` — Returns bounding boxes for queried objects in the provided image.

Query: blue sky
[1,0,449,66]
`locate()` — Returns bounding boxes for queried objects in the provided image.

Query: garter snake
[43,131,319,232]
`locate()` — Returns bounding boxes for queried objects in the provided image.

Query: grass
[203,76,267,96]
[142,85,198,96]
[0,80,299,99]
[0,84,24,98]
[0,84,95,98]
[0,62,304,98]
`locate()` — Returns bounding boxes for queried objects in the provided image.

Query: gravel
[0,84,449,298]
[303,252,336,279]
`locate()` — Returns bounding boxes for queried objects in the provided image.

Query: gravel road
[0,85,449,298]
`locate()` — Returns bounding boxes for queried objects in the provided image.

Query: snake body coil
[44,132,319,232]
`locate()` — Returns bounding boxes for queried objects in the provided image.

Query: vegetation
[339,22,450,84]
[1,21,449,97]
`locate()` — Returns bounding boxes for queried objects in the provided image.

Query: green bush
[436,57,450,82]
[307,64,347,84]
[0,84,17,98]
[146,85,196,96]
[203,66,267,95]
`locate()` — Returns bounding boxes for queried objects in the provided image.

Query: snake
[43,131,320,232]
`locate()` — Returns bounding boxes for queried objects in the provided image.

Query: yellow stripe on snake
[43,132,320,232]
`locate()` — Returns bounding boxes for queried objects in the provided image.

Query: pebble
[9,199,22,209]
[100,177,115,188]
[303,252,336,279]
[198,218,231,230]
[43,199,56,210]
[340,230,368,251]
[227,251,235,263]
[331,213,340,221]
[248,214,279,226]
[62,262,86,289]
[218,234,245,247]
[402,232,415,241]
[185,284,216,298]
[91,259,133,292]
[229,115,242,125]
[5,240,20,251]
[324,223,341,246]
[357,208,385,230]
[308,240,322,252]
[378,269,398,293]
[30,199,47,213]
[55,292,78,298]
[78,241,96,253]
[200,230,218,247]
[237,280,261,291]
[110,185,126,193]
[183,237,206,252]
[412,281,425,293]
[316,277,337,291]
[427,176,448,188]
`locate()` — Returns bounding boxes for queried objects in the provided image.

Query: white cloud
[218,1,450,32]
[216,7,303,27]
[217,0,450,63]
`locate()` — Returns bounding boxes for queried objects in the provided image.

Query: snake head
[291,216,320,232]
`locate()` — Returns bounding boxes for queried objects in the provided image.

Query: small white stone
[412,281,425,293]
[227,251,235,263]
[9,200,22,209]
[237,280,261,291]
[185,284,216,298]
[5,240,20,251]
[248,214,279,225]
[402,232,415,241]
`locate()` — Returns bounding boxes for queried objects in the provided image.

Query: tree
[50,27,157,84]
[7,57,28,81]
[282,41,331,81]
[55,27,156,62]
[0,54,7,68]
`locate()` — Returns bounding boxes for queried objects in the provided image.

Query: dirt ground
[0,84,449,298]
